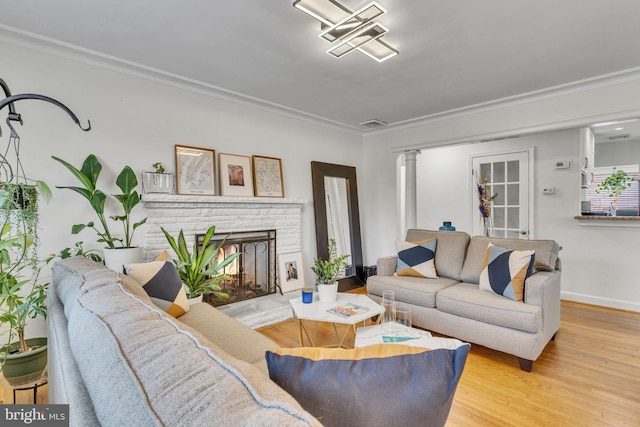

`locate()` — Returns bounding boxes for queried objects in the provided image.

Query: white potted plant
[52,154,147,271]
[311,239,349,303]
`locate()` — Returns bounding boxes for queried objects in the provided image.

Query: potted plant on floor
[52,154,147,271]
[311,238,349,303]
[0,224,48,385]
[161,225,239,303]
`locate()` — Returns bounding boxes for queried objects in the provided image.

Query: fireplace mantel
[141,194,308,261]
[141,193,307,208]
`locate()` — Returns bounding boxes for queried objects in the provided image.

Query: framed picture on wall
[175,145,216,195]
[219,153,254,196]
[277,251,305,293]
[252,155,284,197]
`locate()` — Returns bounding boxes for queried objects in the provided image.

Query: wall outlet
[554,160,571,169]
[542,187,555,195]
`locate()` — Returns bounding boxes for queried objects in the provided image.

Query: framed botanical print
[277,251,305,293]
[175,145,216,195]
[253,155,284,197]
[219,153,254,196]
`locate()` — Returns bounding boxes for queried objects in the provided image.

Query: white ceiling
[2,1,640,133]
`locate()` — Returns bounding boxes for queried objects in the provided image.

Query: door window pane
[480,163,491,180]
[507,160,519,182]
[493,207,505,228]
[507,184,520,205]
[493,184,505,205]
[507,207,520,228]
[494,162,505,182]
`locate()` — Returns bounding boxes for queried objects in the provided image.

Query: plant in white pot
[161,225,239,303]
[52,154,147,271]
[311,239,349,303]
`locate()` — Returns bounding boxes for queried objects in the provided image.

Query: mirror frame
[311,161,364,290]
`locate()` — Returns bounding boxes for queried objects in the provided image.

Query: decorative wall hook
[0,78,91,132]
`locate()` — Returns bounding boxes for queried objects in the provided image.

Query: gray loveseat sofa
[48,257,321,426]
[367,229,561,372]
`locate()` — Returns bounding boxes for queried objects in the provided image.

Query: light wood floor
[259,289,640,427]
[4,293,638,427]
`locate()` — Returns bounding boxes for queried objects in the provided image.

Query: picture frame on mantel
[277,251,306,293]
[219,153,254,197]
[252,155,284,198]
[175,145,216,195]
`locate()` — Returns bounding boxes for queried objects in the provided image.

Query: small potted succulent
[311,238,349,303]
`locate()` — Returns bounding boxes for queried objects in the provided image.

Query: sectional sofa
[48,257,321,426]
[366,229,561,371]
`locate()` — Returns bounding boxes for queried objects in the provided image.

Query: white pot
[317,282,338,303]
[187,294,203,305]
[104,247,143,273]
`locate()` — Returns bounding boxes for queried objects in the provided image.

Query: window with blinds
[585,165,639,214]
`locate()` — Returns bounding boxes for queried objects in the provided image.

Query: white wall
[1,41,364,338]
[362,78,640,312]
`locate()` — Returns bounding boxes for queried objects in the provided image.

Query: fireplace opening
[197,230,277,307]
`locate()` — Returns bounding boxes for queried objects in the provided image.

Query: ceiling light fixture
[293,0,399,62]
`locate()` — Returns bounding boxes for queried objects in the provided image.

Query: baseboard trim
[561,291,640,313]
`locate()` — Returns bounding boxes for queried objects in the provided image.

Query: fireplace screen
[197,230,276,306]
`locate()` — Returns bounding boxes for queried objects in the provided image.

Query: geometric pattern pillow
[266,343,470,427]
[479,243,535,303]
[395,238,438,278]
[124,251,190,317]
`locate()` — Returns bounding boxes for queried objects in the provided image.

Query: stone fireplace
[142,194,305,306]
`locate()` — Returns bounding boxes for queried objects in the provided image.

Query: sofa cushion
[405,229,470,281]
[66,267,319,426]
[395,238,438,278]
[478,243,535,302]
[436,283,542,333]
[179,302,279,374]
[266,343,470,427]
[367,274,459,308]
[460,236,560,284]
[124,252,190,318]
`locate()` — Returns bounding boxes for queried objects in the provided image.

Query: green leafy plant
[596,168,635,198]
[311,238,349,284]
[0,146,50,362]
[52,154,147,249]
[0,224,47,356]
[45,241,103,264]
[161,225,240,298]
[152,162,165,174]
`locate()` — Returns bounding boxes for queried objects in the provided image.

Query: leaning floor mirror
[311,161,364,290]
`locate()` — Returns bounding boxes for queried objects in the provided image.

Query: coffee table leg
[298,319,317,347]
[297,318,304,346]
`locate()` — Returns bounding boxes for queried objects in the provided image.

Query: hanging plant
[0,183,40,264]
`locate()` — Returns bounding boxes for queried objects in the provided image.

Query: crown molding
[0,24,362,135]
[3,24,640,139]
[370,67,640,137]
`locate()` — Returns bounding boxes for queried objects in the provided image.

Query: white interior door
[471,151,531,239]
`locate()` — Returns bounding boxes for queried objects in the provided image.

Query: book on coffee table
[327,303,370,317]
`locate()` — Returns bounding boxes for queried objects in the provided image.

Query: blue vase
[439,221,456,231]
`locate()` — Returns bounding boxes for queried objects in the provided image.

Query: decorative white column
[404,150,420,230]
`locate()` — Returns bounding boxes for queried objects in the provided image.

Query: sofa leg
[518,358,533,372]
[551,332,557,341]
